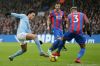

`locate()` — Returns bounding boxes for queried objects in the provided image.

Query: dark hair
[26,9,36,15]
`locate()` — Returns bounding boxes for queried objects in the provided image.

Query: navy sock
[49,39,60,51]
[57,40,65,53]
[77,48,85,59]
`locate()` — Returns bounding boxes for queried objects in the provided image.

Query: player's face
[55,4,61,10]
[29,13,35,20]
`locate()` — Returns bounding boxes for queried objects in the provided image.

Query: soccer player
[5,9,48,61]
[47,2,67,56]
[56,7,91,63]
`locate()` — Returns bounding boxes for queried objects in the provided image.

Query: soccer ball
[49,55,58,62]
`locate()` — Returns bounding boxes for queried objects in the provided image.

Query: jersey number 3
[73,15,79,23]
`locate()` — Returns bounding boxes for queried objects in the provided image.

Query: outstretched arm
[5,12,24,18]
[11,13,24,18]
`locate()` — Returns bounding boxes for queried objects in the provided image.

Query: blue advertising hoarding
[0,34,100,43]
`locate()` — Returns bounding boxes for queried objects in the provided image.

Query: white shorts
[17,32,28,45]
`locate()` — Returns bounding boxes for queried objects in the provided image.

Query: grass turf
[0,42,100,66]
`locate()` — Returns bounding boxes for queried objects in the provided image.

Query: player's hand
[47,26,50,31]
[87,30,91,37]
[5,12,11,17]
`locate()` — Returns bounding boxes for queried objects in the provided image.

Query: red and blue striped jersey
[49,9,64,30]
[68,12,88,34]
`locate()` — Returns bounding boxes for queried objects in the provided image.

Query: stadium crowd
[0,0,99,34]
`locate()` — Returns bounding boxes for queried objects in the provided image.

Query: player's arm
[47,16,51,30]
[5,12,23,18]
[84,14,91,37]
[65,17,69,30]
[62,14,69,33]
[47,11,52,30]
[64,14,70,30]
[11,13,24,18]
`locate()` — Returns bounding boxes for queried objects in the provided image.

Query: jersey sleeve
[11,13,24,18]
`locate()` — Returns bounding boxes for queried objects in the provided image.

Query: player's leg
[52,30,67,56]
[47,38,60,56]
[52,39,65,56]
[48,39,59,51]
[56,40,66,53]
[47,29,61,56]
[9,42,27,61]
[52,32,73,56]
[75,34,86,63]
[75,44,85,63]
[62,44,67,51]
[26,33,48,57]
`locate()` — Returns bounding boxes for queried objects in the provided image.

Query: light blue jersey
[11,13,32,34]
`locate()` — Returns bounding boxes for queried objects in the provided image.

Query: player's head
[26,9,36,20]
[55,2,61,11]
[70,7,77,13]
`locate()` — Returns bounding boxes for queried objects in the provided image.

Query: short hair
[26,9,36,15]
[70,6,77,11]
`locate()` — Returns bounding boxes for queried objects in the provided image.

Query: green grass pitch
[0,42,100,66]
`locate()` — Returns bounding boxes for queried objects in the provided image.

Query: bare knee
[21,44,27,52]
[26,33,37,40]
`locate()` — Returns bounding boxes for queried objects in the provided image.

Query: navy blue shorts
[64,32,86,44]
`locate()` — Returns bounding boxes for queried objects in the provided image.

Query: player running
[47,2,67,57]
[51,7,91,63]
[5,9,48,61]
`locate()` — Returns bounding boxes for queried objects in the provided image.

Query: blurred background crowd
[0,0,100,34]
